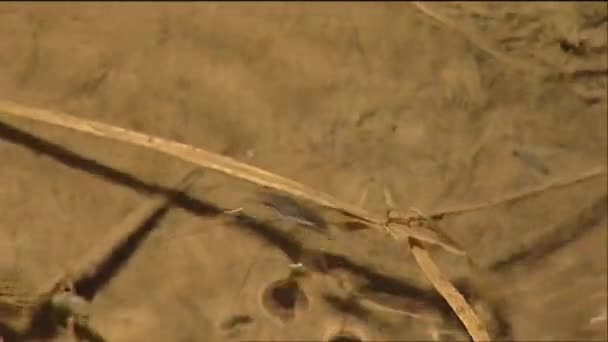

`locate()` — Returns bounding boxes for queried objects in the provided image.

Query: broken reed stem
[408,239,491,342]
[0,99,473,255]
[431,166,607,218]
[384,194,490,341]
[0,99,381,227]
[0,99,482,340]
[1,99,602,251]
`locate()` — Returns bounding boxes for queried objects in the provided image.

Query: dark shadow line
[22,299,106,341]
[73,205,171,301]
[488,304,512,341]
[230,214,303,262]
[321,256,513,339]
[321,252,460,321]
[323,251,444,301]
[0,120,503,339]
[21,300,57,340]
[22,201,177,341]
[227,214,459,324]
[490,194,607,272]
[322,293,371,320]
[229,212,473,331]
[0,120,221,217]
[0,119,306,279]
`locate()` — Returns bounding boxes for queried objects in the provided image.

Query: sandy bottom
[0,2,606,341]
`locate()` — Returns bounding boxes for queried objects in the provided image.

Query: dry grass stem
[383,193,488,341]
[431,166,607,218]
[4,99,600,342]
[408,238,492,342]
[386,208,467,256]
[0,99,481,339]
[0,99,467,255]
[0,99,380,225]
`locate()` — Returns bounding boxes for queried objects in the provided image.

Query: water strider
[256,191,335,240]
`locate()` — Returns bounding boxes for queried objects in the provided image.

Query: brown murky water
[0,2,606,341]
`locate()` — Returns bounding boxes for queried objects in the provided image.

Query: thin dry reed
[3,99,603,341]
